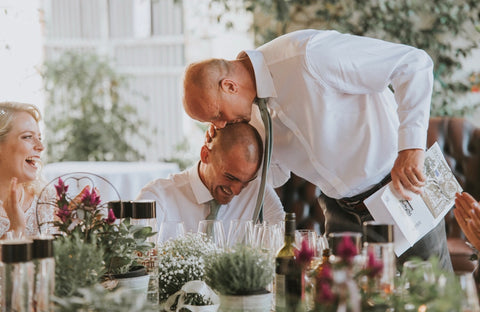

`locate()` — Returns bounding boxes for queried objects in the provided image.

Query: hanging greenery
[42,51,151,162]
[210,0,480,116]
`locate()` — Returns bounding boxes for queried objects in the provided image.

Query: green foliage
[42,50,151,162]
[390,257,464,311]
[100,218,156,275]
[53,284,156,312]
[204,245,274,295]
[53,232,105,297]
[52,178,156,276]
[210,0,480,116]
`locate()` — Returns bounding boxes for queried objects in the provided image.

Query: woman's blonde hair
[0,101,42,143]
[0,101,44,195]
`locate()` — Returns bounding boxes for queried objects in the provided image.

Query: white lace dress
[0,190,55,238]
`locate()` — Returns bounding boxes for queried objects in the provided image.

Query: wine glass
[227,219,253,249]
[399,260,436,310]
[295,229,317,257]
[157,221,185,245]
[260,224,280,256]
[457,272,480,312]
[198,220,226,249]
[252,222,266,248]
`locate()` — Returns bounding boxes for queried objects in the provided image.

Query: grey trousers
[318,193,453,272]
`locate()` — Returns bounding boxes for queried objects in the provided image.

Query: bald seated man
[136,122,285,235]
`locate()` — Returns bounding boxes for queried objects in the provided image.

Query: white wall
[0,0,44,111]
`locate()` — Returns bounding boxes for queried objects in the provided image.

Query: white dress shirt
[245,29,432,198]
[136,162,285,234]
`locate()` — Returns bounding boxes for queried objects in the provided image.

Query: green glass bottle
[275,213,302,311]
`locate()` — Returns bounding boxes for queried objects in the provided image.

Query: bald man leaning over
[136,122,285,235]
[182,30,452,270]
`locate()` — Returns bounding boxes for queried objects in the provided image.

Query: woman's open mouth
[25,156,40,169]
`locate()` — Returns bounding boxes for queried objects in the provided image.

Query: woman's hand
[4,178,26,236]
[454,192,480,251]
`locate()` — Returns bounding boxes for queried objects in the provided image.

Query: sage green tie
[253,98,272,224]
[206,199,221,220]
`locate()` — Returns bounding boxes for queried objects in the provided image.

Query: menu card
[364,142,462,256]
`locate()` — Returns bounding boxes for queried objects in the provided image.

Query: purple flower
[81,187,101,207]
[105,208,116,224]
[54,178,69,197]
[366,249,383,278]
[337,236,358,265]
[56,204,71,223]
[295,239,314,268]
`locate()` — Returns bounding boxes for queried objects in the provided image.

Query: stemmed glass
[198,220,226,249]
[295,229,318,258]
[399,260,436,310]
[157,221,185,245]
[457,272,480,312]
[227,219,253,249]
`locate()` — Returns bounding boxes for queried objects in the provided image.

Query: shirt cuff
[398,126,427,152]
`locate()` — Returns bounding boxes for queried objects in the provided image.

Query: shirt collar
[187,161,214,205]
[243,50,277,99]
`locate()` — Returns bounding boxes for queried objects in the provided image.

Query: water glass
[157,221,185,245]
[227,219,253,248]
[198,220,226,249]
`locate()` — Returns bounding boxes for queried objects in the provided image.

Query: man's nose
[212,120,227,129]
[230,182,246,196]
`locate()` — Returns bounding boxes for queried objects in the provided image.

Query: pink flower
[56,204,71,222]
[317,263,333,281]
[317,281,335,303]
[105,208,116,224]
[81,187,101,207]
[54,178,69,197]
[295,239,314,268]
[337,236,358,265]
[366,249,383,278]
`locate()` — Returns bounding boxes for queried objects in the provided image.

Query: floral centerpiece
[157,232,220,309]
[297,236,469,312]
[39,176,156,296]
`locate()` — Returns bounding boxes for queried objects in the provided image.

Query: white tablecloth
[43,161,179,202]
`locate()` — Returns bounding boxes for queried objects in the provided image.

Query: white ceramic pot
[109,266,150,301]
[219,292,272,312]
[115,274,150,294]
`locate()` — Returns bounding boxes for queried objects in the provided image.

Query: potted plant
[157,232,220,311]
[41,175,156,296]
[204,245,274,312]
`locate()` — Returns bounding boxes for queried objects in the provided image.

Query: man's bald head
[209,122,263,171]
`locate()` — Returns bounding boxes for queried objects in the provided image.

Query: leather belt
[336,175,392,213]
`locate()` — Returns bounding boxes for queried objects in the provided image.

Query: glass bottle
[275,212,302,312]
[32,235,55,312]
[1,239,34,312]
[131,200,159,304]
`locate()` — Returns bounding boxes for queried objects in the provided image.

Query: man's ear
[220,78,238,94]
[200,145,211,163]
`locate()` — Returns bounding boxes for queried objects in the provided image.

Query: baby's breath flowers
[157,232,219,303]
